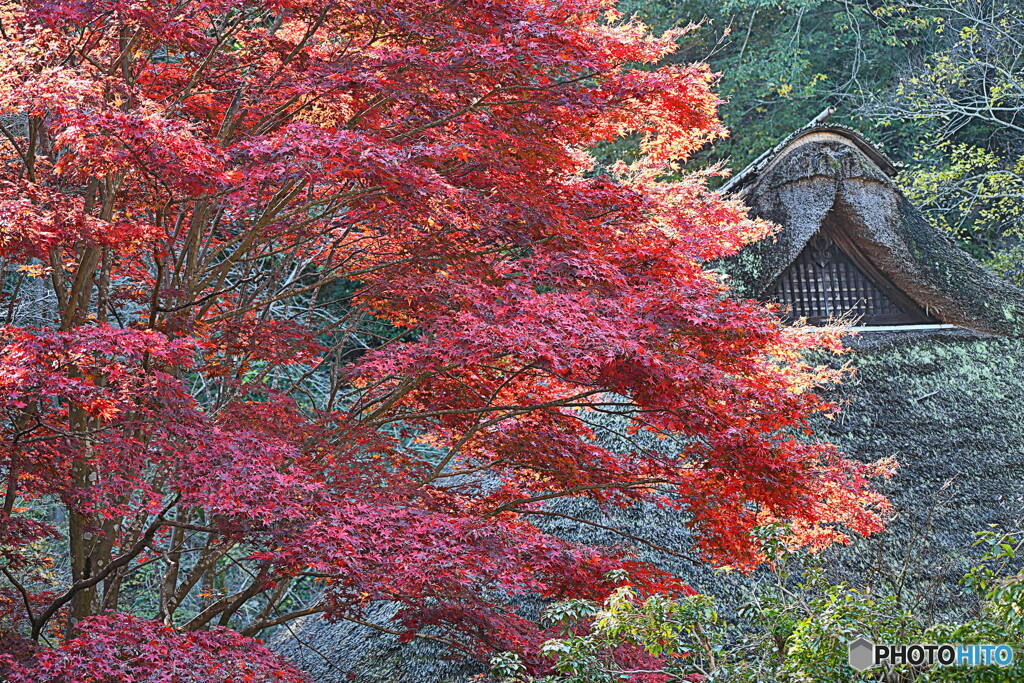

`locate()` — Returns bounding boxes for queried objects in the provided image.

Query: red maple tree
[0,0,891,677]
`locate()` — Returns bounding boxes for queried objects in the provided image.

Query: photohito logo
[848,637,1015,671]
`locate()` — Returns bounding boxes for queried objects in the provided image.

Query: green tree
[616,1,936,170]
[866,1,1024,283]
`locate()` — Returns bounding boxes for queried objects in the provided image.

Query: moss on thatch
[812,333,1024,620]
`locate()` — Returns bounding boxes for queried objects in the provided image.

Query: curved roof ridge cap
[721,124,897,195]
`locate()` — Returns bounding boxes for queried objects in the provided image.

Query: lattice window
[766,232,932,325]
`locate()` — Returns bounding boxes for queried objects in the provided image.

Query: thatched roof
[272,127,1024,680]
[720,124,1024,334]
[270,602,484,682]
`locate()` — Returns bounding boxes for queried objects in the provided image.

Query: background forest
[624,0,1024,282]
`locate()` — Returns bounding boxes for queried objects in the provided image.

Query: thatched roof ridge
[721,123,898,195]
[721,124,1024,334]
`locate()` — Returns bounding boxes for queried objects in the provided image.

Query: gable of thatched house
[721,124,1024,333]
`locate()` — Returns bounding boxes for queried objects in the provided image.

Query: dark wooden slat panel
[765,231,934,325]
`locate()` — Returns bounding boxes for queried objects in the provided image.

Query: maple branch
[346,94,395,128]
[105,25,143,77]
[71,44,107,73]
[31,495,180,639]
[59,245,101,330]
[202,267,353,323]
[426,458,508,482]
[0,564,36,630]
[418,384,599,486]
[240,604,325,637]
[4,417,43,515]
[180,558,273,631]
[194,179,308,291]
[517,510,699,563]
[332,612,468,651]
[356,372,430,424]
[260,4,332,90]
[171,538,235,611]
[154,271,264,313]
[157,508,194,624]
[486,480,671,517]
[170,12,248,104]
[379,390,605,426]
[390,87,500,142]
[0,119,29,168]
